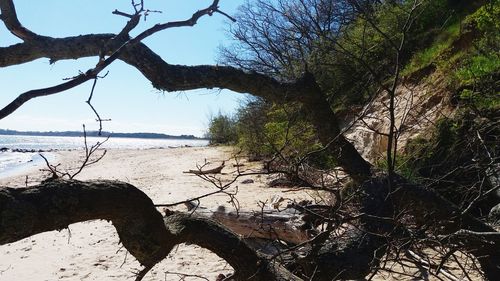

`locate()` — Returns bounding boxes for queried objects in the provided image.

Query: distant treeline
[0,129,203,140]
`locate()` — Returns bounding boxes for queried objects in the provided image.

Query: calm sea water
[0,135,208,178]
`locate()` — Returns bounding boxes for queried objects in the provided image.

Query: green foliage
[399,0,500,110]
[402,1,500,78]
[206,112,237,145]
[232,99,336,168]
[456,55,499,82]
[219,0,499,178]
[458,87,500,111]
[313,0,462,113]
[234,98,271,156]
[262,105,319,158]
[453,1,500,110]
[454,53,500,111]
[466,0,500,34]
[401,20,461,76]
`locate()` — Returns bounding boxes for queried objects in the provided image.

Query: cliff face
[343,0,499,164]
[344,76,454,163]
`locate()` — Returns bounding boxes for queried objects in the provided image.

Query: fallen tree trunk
[294,174,395,280]
[164,213,302,281]
[1,178,499,280]
[281,173,500,280]
[191,206,313,245]
[0,179,172,267]
[0,179,300,281]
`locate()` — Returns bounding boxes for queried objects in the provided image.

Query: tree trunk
[0,179,172,267]
[191,206,312,245]
[0,179,301,281]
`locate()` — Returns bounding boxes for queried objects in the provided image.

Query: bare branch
[0,0,41,41]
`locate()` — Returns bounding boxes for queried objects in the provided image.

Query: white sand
[0,146,313,281]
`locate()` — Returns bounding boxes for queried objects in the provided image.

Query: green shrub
[235,98,272,156]
[452,1,500,110]
[455,54,500,83]
[402,20,461,76]
[231,99,337,168]
[206,112,237,145]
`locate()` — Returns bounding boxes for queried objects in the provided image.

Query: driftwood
[191,205,313,245]
[183,161,225,175]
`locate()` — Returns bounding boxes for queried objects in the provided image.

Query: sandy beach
[0,146,485,281]
[0,146,312,281]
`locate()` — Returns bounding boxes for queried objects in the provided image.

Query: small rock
[241,179,254,184]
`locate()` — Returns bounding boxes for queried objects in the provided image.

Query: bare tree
[0,0,498,280]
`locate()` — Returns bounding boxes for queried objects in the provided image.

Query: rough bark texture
[194,206,312,245]
[288,173,500,280]
[165,213,302,281]
[0,33,371,181]
[0,180,301,280]
[292,174,394,280]
[0,179,172,267]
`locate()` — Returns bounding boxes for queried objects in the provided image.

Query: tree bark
[183,161,225,175]
[164,213,302,281]
[192,206,312,245]
[288,173,500,280]
[292,174,394,280]
[0,34,372,181]
[0,179,301,280]
[0,179,172,267]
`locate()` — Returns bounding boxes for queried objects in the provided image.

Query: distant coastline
[0,129,206,140]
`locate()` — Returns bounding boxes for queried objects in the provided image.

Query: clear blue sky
[0,0,245,137]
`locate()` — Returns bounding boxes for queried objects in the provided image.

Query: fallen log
[191,205,313,245]
[183,161,225,175]
[0,179,172,267]
[0,179,300,281]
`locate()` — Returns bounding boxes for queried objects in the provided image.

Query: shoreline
[0,136,209,180]
[0,151,54,180]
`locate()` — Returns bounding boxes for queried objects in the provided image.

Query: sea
[0,135,208,178]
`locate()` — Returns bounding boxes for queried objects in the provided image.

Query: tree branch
[0,0,41,41]
[0,179,172,267]
[0,179,300,281]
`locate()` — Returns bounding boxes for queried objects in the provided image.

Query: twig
[112,9,134,18]
[164,271,210,281]
[69,125,109,179]
[86,72,111,136]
